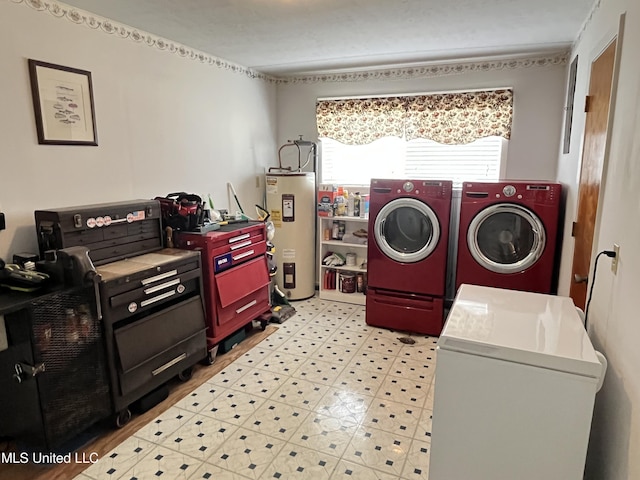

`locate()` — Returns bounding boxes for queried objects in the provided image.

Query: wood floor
[0,324,276,480]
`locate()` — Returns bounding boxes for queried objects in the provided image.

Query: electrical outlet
[611,244,620,274]
[255,175,261,188]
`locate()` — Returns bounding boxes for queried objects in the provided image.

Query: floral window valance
[315,96,406,145]
[316,89,513,145]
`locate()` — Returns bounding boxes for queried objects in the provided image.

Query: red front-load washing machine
[366,179,452,335]
[456,181,562,294]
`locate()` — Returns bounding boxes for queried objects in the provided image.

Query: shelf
[320,264,367,273]
[317,213,368,307]
[322,240,368,248]
[319,288,366,306]
[318,215,369,223]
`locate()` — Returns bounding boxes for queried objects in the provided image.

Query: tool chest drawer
[213,240,267,272]
[107,269,201,322]
[216,281,270,328]
[209,228,265,255]
[35,199,162,265]
[90,237,162,265]
[214,256,270,327]
[175,222,266,258]
[114,296,206,396]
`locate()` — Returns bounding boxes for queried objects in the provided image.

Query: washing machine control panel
[402,181,415,193]
[502,185,516,197]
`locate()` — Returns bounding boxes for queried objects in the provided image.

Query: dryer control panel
[463,182,561,205]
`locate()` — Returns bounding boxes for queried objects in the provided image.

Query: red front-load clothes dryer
[366,179,452,335]
[456,181,562,294]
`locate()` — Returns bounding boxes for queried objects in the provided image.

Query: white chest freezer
[429,284,606,480]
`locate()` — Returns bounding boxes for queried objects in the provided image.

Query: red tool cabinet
[175,222,271,353]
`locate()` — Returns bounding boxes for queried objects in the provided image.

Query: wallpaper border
[11,0,594,84]
[280,54,569,84]
[10,0,275,82]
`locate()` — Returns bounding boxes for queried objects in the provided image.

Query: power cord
[583,249,617,331]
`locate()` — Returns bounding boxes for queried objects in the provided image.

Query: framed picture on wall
[28,59,98,146]
[562,55,578,154]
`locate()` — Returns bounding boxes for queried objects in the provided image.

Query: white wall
[556,0,640,478]
[0,1,277,261]
[276,63,567,182]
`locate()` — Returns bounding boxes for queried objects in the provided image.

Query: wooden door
[569,40,617,309]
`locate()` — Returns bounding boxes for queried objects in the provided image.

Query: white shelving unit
[318,215,369,305]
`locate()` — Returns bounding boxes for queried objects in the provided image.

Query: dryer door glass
[374,198,441,263]
[468,203,546,273]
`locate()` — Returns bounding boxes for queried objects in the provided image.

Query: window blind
[319,136,505,187]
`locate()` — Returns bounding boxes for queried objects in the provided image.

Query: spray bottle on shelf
[334,186,346,216]
[347,192,355,217]
[354,192,361,217]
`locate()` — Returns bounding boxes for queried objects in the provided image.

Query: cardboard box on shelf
[360,194,370,218]
[318,190,336,216]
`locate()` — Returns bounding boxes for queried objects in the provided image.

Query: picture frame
[562,55,578,154]
[28,59,98,146]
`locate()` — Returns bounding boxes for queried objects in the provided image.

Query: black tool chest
[33,199,207,427]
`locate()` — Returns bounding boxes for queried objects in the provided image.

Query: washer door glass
[468,203,546,273]
[374,198,440,263]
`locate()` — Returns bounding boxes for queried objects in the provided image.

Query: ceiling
[61,0,594,76]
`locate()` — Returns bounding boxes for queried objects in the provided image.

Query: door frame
[578,14,625,298]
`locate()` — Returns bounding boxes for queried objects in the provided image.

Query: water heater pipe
[294,136,317,173]
[272,136,318,173]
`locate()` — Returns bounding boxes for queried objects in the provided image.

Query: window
[316,89,512,187]
[319,136,507,187]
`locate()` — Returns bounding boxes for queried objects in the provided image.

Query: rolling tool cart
[34,200,208,427]
[175,221,272,354]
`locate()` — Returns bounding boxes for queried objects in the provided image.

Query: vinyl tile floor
[74,297,437,480]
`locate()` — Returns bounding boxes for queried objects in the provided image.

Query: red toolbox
[175,222,271,353]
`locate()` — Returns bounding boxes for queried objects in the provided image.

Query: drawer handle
[140,290,176,307]
[151,353,187,376]
[229,233,250,243]
[236,299,257,314]
[229,240,252,250]
[141,270,178,285]
[144,278,180,295]
[233,250,255,261]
